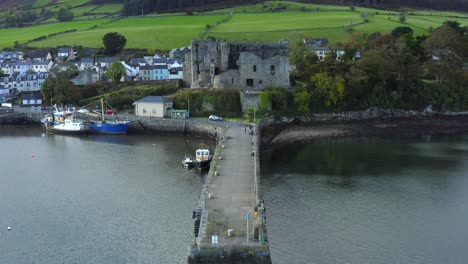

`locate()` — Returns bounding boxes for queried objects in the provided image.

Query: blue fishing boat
[87,98,131,135]
[88,120,131,134]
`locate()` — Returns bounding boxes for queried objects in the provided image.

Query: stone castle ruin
[183,39,290,90]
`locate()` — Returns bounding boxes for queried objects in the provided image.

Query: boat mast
[101,98,105,121]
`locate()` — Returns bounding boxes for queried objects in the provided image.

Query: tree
[312,73,345,107]
[106,62,126,83]
[40,68,78,105]
[245,107,254,123]
[56,8,74,22]
[103,32,127,56]
[392,26,413,38]
[423,24,466,57]
[290,38,319,79]
[443,21,465,35]
[294,90,311,113]
[399,14,406,23]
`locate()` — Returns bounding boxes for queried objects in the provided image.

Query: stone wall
[240,91,261,112]
[0,112,38,125]
[128,118,221,139]
[184,39,290,90]
[260,108,468,145]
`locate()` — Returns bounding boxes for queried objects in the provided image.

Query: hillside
[1,0,467,13]
[0,1,466,51]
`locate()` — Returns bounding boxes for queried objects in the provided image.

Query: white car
[77,108,90,113]
[209,115,223,121]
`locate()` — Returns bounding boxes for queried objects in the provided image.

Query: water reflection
[263,136,466,179]
[262,134,468,264]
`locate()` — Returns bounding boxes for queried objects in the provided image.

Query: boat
[182,155,195,168]
[87,98,131,135]
[40,105,69,125]
[44,116,89,134]
[41,105,88,134]
[193,148,212,170]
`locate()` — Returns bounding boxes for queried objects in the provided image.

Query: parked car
[209,115,223,121]
[105,109,116,114]
[77,108,90,113]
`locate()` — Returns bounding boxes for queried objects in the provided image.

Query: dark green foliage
[56,8,74,22]
[171,89,241,117]
[80,82,179,109]
[245,107,254,122]
[392,26,413,38]
[399,13,406,23]
[290,24,468,114]
[41,67,80,105]
[6,10,37,27]
[258,92,272,113]
[103,32,127,56]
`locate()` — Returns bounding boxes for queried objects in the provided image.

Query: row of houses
[0,51,187,93]
[0,72,49,93]
[305,38,362,61]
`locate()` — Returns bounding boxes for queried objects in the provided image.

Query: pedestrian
[244,127,246,134]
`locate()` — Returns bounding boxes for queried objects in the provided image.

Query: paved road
[202,122,257,244]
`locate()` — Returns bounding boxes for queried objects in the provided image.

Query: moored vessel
[87,98,131,135]
[193,149,212,170]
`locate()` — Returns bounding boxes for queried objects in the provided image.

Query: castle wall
[184,40,290,90]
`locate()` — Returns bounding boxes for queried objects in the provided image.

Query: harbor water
[262,135,468,264]
[0,127,212,264]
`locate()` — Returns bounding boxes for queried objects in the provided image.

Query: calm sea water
[262,135,468,264]
[0,127,212,264]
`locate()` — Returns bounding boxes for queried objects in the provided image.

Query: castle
[183,39,290,90]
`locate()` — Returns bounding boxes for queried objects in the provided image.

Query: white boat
[42,104,88,134]
[193,149,212,170]
[182,155,195,168]
[44,116,88,134]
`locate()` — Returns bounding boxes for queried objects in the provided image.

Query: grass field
[0,20,109,48]
[27,16,225,50]
[0,0,466,51]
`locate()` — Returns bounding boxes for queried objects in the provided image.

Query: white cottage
[133,96,173,118]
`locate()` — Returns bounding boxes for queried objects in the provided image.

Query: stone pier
[188,122,271,264]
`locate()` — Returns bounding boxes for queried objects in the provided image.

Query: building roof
[154,57,167,64]
[57,47,72,54]
[96,57,119,63]
[26,51,49,59]
[169,67,183,73]
[140,65,168,70]
[131,58,147,65]
[22,93,43,100]
[80,57,94,64]
[304,38,329,47]
[135,96,172,104]
[31,61,50,66]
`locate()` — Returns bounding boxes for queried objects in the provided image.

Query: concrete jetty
[188,123,271,264]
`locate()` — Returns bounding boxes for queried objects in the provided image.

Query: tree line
[291,21,468,113]
[116,0,468,15]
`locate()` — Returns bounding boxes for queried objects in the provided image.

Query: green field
[0,20,109,48]
[26,16,225,50]
[0,1,466,51]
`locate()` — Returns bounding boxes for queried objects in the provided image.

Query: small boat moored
[44,118,89,134]
[182,155,195,168]
[42,105,88,134]
[193,149,212,170]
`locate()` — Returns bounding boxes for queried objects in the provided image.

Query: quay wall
[0,112,39,125]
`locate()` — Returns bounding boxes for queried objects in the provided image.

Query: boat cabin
[196,149,210,161]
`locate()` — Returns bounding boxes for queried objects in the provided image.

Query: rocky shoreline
[261,109,468,146]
